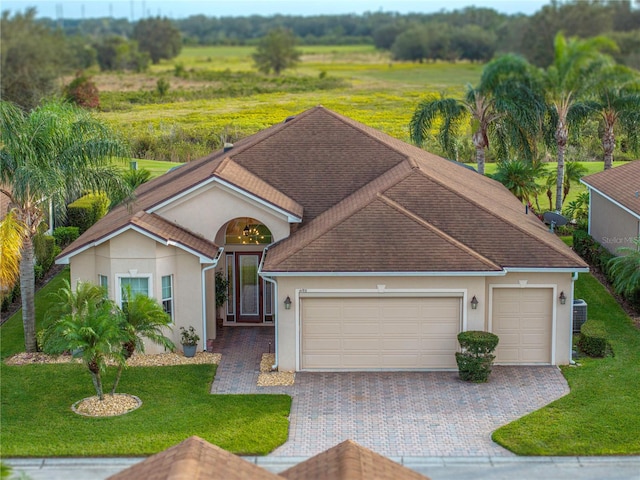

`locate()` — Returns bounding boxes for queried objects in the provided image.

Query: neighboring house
[0,186,10,221]
[580,161,640,254]
[108,436,429,480]
[57,107,588,370]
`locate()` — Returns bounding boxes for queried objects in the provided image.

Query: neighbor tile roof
[107,436,281,480]
[59,106,587,272]
[280,439,429,480]
[581,161,640,217]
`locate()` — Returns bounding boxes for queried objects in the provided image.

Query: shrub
[52,226,80,249]
[67,193,110,234]
[156,78,170,97]
[64,71,100,109]
[455,330,499,383]
[32,233,57,272]
[578,320,608,358]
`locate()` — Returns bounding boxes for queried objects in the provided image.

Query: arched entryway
[222,218,275,324]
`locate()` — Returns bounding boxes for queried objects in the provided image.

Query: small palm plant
[43,292,126,400]
[111,285,175,394]
[608,237,640,298]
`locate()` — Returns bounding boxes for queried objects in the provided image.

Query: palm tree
[0,100,130,352]
[562,161,588,205]
[111,286,175,394]
[541,33,617,211]
[410,55,543,175]
[43,286,126,400]
[491,160,542,204]
[587,75,640,170]
[608,237,640,298]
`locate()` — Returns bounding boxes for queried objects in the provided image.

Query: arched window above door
[225,217,273,245]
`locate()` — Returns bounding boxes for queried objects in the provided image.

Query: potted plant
[215,271,229,327]
[180,326,200,358]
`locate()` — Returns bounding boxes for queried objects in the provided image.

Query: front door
[235,252,262,323]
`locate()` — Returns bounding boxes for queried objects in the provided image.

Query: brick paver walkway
[209,327,569,457]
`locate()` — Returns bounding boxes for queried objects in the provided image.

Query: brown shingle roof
[280,439,429,480]
[59,106,588,272]
[107,436,281,480]
[581,161,640,217]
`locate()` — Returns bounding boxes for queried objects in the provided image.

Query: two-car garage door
[300,296,461,370]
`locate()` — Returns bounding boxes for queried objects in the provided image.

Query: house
[580,161,640,254]
[108,436,430,480]
[57,106,588,370]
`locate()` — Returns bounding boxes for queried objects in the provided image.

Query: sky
[2,0,553,19]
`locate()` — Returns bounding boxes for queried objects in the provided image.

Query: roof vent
[223,142,234,152]
[284,115,296,123]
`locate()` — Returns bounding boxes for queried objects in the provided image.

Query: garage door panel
[382,338,421,350]
[301,297,460,370]
[492,288,552,364]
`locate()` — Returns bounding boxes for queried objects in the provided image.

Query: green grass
[121,159,181,178]
[492,273,640,455]
[0,364,291,456]
[1,268,71,359]
[1,268,291,456]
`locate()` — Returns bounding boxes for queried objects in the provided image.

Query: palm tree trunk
[602,123,615,170]
[555,123,568,212]
[91,371,104,400]
[111,366,124,395]
[19,235,37,352]
[472,131,486,176]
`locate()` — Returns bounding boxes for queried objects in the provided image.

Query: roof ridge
[411,167,583,265]
[264,161,415,266]
[320,107,415,162]
[378,193,502,271]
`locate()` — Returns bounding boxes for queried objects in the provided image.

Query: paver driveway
[210,327,569,457]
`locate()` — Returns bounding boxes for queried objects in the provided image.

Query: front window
[161,275,173,321]
[119,276,150,312]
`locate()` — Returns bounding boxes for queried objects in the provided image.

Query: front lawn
[1,363,291,456]
[1,268,291,457]
[493,273,640,455]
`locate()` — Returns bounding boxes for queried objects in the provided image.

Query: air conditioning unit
[573,299,588,333]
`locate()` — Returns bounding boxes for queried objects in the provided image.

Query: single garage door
[492,288,552,364]
[301,296,461,370]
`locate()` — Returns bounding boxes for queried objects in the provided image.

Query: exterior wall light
[470,295,479,310]
[284,296,292,310]
[559,291,567,305]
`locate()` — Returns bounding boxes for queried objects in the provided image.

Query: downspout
[201,247,224,351]
[569,271,579,365]
[258,246,278,371]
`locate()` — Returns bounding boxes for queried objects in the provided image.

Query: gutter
[569,271,579,365]
[258,246,278,371]
[201,247,224,351]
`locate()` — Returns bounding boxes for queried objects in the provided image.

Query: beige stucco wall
[590,191,640,254]
[156,182,291,243]
[69,229,209,354]
[272,272,575,371]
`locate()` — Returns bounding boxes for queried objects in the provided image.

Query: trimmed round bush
[578,320,608,358]
[455,330,499,383]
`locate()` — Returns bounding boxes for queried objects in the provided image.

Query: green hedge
[578,320,608,358]
[52,226,80,249]
[455,331,499,383]
[32,233,59,280]
[67,193,110,234]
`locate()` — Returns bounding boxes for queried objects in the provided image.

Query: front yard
[493,272,640,455]
[0,268,291,457]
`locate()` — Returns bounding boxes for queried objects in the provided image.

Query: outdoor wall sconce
[470,295,479,310]
[284,296,292,310]
[559,291,567,305]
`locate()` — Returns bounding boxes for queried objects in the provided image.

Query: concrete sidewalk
[6,455,640,480]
